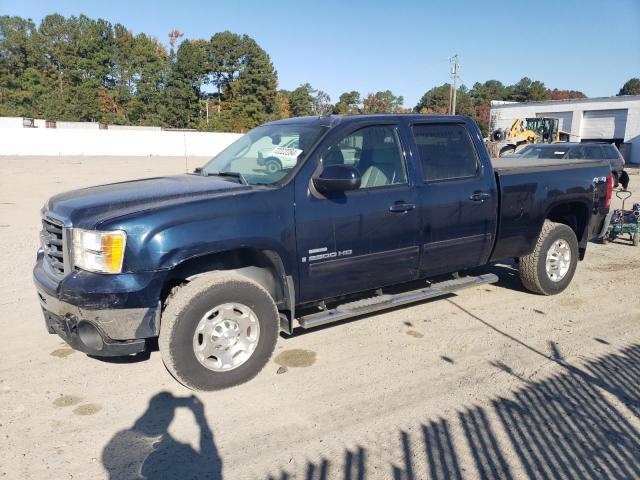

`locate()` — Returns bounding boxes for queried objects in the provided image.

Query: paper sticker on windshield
[271,147,303,158]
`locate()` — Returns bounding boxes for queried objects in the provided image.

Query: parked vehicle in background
[34,115,612,391]
[487,117,572,157]
[507,142,627,189]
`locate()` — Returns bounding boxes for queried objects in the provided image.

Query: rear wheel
[519,220,579,295]
[159,272,279,391]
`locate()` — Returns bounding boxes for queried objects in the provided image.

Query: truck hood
[46,174,251,228]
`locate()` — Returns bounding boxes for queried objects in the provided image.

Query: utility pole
[448,54,460,115]
[206,98,209,125]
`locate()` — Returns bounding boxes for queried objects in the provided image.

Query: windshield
[200,124,326,185]
[519,145,570,159]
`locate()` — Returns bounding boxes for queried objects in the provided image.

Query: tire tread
[519,220,576,295]
[159,271,278,390]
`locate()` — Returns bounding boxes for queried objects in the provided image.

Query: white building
[490,95,640,165]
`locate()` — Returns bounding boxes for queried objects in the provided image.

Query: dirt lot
[1,156,639,480]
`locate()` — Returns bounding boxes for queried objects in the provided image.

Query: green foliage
[415,84,451,114]
[287,83,316,117]
[362,90,404,113]
[416,77,591,137]
[1,13,627,135]
[334,91,361,114]
[618,78,640,96]
[0,14,278,132]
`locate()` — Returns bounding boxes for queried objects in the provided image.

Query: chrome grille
[41,217,66,275]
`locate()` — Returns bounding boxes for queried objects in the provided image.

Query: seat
[360,146,404,188]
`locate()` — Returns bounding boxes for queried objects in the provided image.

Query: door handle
[469,192,490,203]
[389,202,416,213]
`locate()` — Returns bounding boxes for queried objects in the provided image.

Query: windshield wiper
[202,171,248,185]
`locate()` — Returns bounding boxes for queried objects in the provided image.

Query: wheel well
[264,156,282,166]
[161,249,290,311]
[546,202,589,257]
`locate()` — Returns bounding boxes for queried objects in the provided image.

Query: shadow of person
[102,391,222,480]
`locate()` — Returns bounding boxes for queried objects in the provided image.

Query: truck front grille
[41,217,66,276]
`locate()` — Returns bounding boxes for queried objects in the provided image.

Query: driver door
[294,124,420,303]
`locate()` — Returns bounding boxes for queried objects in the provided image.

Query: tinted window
[520,145,570,159]
[321,125,407,189]
[602,145,620,160]
[566,146,585,159]
[583,145,603,159]
[412,124,478,181]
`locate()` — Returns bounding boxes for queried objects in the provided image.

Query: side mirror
[313,164,361,193]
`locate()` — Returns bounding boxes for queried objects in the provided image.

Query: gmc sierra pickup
[34,115,612,390]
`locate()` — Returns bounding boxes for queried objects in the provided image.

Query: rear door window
[412,124,479,181]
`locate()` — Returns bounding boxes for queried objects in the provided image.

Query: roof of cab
[264,114,471,128]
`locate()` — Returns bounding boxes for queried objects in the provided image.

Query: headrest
[370,146,399,166]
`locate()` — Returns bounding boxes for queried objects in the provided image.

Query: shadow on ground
[101,339,640,480]
[268,340,640,480]
[102,391,222,479]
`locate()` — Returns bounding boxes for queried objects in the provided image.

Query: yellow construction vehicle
[488,117,572,157]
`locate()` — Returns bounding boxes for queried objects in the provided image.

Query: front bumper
[42,307,146,356]
[34,254,162,357]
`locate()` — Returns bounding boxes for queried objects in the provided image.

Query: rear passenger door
[410,123,497,276]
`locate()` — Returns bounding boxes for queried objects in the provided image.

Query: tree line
[1,14,638,135]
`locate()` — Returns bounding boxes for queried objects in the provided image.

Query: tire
[519,220,579,296]
[264,158,282,174]
[159,272,279,391]
[634,232,639,247]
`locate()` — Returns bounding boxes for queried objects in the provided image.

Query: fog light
[77,322,104,351]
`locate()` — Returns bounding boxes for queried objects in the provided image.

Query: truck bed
[489,156,610,262]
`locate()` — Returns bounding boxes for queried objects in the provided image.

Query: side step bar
[297,273,498,329]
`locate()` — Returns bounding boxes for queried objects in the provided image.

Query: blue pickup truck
[34,115,612,390]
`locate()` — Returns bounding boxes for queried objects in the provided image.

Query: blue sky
[2,0,639,107]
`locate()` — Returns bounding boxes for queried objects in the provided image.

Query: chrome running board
[297,274,498,329]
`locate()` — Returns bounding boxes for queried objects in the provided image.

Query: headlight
[72,229,127,274]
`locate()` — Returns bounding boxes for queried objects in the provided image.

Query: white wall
[0,128,243,157]
[490,96,640,164]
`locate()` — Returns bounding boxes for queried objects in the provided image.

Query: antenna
[448,54,460,115]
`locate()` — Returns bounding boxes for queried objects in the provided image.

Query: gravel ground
[0,156,639,480]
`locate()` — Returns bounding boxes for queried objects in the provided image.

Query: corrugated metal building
[490,95,640,165]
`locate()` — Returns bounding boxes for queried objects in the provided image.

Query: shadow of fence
[274,343,640,480]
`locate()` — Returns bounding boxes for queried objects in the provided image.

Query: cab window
[412,124,478,181]
[321,126,407,189]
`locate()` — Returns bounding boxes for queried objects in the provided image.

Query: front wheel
[519,220,579,295]
[159,272,279,391]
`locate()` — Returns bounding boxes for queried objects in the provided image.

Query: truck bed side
[490,158,610,262]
